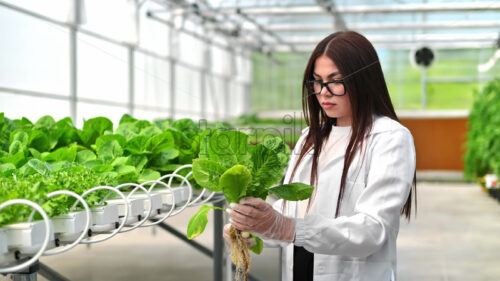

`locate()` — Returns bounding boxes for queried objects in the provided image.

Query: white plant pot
[0,254,6,266]
[120,215,138,226]
[90,223,116,233]
[3,221,55,254]
[0,229,7,255]
[125,192,163,218]
[52,211,87,235]
[105,198,144,220]
[91,205,119,226]
[157,186,189,205]
[485,174,499,188]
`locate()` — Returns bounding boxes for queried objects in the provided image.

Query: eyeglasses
[307,79,346,96]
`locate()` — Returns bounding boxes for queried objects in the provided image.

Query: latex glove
[223,223,257,248]
[227,197,295,242]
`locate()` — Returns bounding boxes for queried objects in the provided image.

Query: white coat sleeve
[293,128,416,258]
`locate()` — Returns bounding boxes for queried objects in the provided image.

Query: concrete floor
[397,182,500,281]
[3,182,500,281]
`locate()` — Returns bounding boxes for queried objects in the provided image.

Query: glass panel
[211,45,232,76]
[0,92,70,121]
[384,49,424,110]
[426,82,476,110]
[76,102,128,128]
[251,52,306,112]
[173,112,204,121]
[137,1,169,56]
[0,6,69,95]
[77,32,128,104]
[235,55,252,83]
[133,109,169,122]
[134,51,170,108]
[383,49,488,110]
[3,0,72,22]
[178,32,204,68]
[229,83,246,118]
[80,0,138,44]
[429,49,482,78]
[175,65,201,118]
[205,76,227,119]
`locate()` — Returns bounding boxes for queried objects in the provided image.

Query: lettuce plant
[186,129,313,281]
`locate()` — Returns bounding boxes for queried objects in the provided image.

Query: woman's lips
[322,102,336,109]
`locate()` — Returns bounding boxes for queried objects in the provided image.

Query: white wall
[0,0,252,127]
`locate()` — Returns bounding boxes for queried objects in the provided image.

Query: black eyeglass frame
[307,79,346,96]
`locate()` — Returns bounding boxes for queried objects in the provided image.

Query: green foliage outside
[464,79,500,181]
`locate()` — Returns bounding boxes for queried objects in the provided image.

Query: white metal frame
[242,20,500,32]
[0,0,253,122]
[215,2,500,15]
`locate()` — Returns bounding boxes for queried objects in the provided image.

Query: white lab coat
[269,115,416,281]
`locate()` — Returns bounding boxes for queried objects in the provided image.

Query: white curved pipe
[478,49,500,72]
[139,180,176,227]
[168,164,193,187]
[185,171,208,206]
[43,190,91,256]
[114,183,152,233]
[0,199,51,273]
[77,186,128,244]
[154,173,192,217]
[168,164,218,207]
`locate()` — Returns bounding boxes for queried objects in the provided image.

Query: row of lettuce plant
[0,113,204,227]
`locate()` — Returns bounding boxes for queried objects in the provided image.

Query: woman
[224,31,417,281]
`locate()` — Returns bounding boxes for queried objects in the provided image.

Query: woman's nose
[319,85,330,97]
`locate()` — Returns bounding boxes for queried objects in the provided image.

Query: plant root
[229,225,250,281]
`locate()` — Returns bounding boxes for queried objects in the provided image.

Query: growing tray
[52,211,88,243]
[90,204,119,226]
[106,198,144,224]
[0,230,7,265]
[156,186,189,206]
[3,221,55,254]
[125,192,163,218]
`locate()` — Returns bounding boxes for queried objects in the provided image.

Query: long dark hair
[288,31,417,220]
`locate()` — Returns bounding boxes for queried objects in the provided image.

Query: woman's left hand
[227,197,296,242]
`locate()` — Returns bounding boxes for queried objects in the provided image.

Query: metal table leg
[213,200,224,281]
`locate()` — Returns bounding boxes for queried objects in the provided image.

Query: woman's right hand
[223,223,257,248]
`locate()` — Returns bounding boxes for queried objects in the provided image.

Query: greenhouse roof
[157,0,500,51]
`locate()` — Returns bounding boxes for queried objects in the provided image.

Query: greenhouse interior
[0,0,499,280]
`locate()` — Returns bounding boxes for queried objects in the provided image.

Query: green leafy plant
[465,79,500,181]
[0,113,207,227]
[0,165,117,227]
[186,129,313,281]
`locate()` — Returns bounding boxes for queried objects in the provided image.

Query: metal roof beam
[158,1,295,52]
[280,33,499,45]
[271,41,496,51]
[216,2,500,16]
[149,0,275,52]
[235,9,296,52]
[244,20,500,32]
[315,0,347,30]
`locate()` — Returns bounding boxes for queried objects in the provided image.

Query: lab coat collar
[370,114,405,134]
[300,114,400,136]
